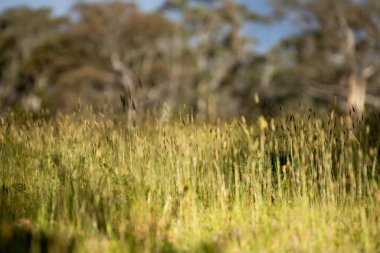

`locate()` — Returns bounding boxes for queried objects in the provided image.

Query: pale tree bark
[192,8,240,121]
[111,52,137,123]
[347,66,375,117]
[260,53,277,99]
[196,82,209,122]
[161,34,183,122]
[340,18,368,116]
[195,55,234,122]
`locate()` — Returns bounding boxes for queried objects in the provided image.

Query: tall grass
[0,109,379,252]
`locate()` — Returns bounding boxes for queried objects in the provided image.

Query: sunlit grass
[0,109,379,252]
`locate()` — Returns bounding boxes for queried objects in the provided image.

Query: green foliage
[0,110,379,252]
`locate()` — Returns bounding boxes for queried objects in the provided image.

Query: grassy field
[0,109,380,253]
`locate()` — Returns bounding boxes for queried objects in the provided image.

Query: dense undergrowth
[0,109,380,252]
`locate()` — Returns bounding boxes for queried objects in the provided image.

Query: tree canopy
[0,0,379,119]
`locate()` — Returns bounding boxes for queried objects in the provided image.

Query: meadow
[0,109,379,253]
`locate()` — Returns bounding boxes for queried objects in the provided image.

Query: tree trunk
[196,81,208,122]
[347,65,375,117]
[347,73,367,117]
[111,52,137,124]
[161,34,183,122]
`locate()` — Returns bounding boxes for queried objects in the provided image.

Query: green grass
[0,109,380,252]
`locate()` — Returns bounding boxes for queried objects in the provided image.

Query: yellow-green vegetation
[0,110,380,253]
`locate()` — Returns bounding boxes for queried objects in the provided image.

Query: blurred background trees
[0,0,379,120]
[270,0,380,116]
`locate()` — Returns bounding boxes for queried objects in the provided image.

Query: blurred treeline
[0,0,380,121]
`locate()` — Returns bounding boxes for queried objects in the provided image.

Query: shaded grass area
[0,110,380,252]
